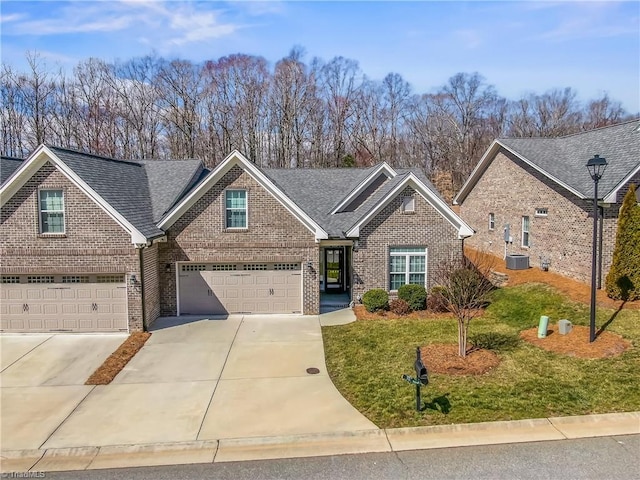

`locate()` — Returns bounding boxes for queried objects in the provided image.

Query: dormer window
[39,189,65,234]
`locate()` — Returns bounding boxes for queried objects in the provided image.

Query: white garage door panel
[0,276,128,333]
[179,264,302,315]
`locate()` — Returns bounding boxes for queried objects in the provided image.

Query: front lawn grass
[322,283,640,428]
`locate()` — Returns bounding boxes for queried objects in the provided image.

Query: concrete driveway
[0,334,127,450]
[35,314,376,450]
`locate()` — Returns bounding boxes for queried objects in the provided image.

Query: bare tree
[157,59,204,160]
[1,64,28,156]
[319,56,360,166]
[0,49,632,179]
[433,251,495,358]
[583,93,627,130]
[268,47,319,167]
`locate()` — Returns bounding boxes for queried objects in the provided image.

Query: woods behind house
[1,49,634,199]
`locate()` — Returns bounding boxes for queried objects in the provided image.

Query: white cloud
[2,0,246,48]
[0,13,26,23]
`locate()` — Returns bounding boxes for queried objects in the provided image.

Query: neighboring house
[454,119,640,285]
[1,146,472,333]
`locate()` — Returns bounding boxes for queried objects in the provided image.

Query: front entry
[324,248,344,293]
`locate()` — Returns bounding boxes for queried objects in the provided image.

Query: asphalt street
[42,434,639,480]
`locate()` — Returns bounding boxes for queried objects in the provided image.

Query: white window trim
[225,189,248,229]
[521,216,530,248]
[535,208,548,217]
[389,247,427,291]
[39,189,65,234]
[401,196,415,213]
[488,212,495,231]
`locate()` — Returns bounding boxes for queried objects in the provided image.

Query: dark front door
[324,248,344,293]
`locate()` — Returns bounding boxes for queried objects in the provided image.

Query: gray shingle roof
[26,147,449,241]
[1,156,24,184]
[498,119,640,198]
[263,166,438,237]
[49,147,163,239]
[264,167,374,237]
[137,159,203,221]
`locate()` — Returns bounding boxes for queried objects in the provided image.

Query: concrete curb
[1,412,638,473]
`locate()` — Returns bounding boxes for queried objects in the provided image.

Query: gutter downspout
[138,246,147,332]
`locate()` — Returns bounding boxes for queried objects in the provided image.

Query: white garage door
[0,274,128,333]
[178,263,302,315]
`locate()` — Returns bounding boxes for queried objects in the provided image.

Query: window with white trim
[225,190,247,229]
[521,216,530,247]
[488,212,495,230]
[389,247,426,291]
[535,208,548,217]
[401,196,415,213]
[39,189,65,233]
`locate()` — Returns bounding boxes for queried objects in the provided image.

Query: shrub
[362,289,389,313]
[606,184,640,301]
[389,298,411,316]
[469,332,521,352]
[427,286,449,312]
[397,284,427,311]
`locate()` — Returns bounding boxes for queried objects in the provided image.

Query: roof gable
[1,145,156,244]
[346,173,474,239]
[455,120,640,205]
[159,150,329,240]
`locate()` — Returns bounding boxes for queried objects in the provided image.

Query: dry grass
[85,332,151,385]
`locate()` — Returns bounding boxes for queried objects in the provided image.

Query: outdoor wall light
[306,261,313,270]
[165,263,171,273]
[130,274,137,285]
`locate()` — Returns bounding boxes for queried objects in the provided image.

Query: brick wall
[352,186,463,298]
[159,166,319,315]
[0,162,144,331]
[459,149,622,285]
[142,242,161,328]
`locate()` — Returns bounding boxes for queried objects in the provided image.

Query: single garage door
[179,263,302,315]
[0,274,128,333]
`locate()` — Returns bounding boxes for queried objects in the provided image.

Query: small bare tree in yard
[433,252,496,358]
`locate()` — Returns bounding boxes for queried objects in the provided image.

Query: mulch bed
[469,249,640,311]
[421,343,500,375]
[520,324,632,359]
[85,332,151,385]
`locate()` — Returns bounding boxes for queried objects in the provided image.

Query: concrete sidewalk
[2,412,638,473]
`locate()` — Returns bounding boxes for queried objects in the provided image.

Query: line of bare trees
[1,49,633,197]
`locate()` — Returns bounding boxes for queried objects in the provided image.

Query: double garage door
[0,274,128,333]
[179,263,302,315]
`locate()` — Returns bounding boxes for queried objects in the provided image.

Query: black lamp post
[586,154,608,343]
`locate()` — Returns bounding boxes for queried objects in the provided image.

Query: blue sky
[2,1,639,112]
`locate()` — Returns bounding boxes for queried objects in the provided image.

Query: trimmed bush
[389,299,411,316]
[427,285,449,312]
[606,184,640,301]
[397,284,427,311]
[362,289,389,313]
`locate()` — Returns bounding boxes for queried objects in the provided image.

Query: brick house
[454,119,640,285]
[1,146,472,333]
